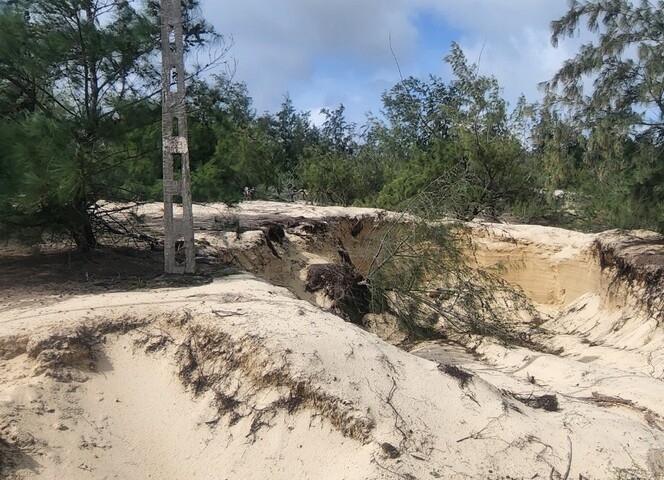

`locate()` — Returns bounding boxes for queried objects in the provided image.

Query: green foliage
[365,193,536,343]
[298,105,358,204]
[269,94,319,174]
[540,0,664,232]
[546,0,664,132]
[186,76,287,202]
[0,0,219,247]
[380,75,455,150]
[297,104,392,205]
[299,147,387,206]
[191,157,239,202]
[2,0,662,251]
[374,43,534,219]
[531,105,588,191]
[114,99,164,201]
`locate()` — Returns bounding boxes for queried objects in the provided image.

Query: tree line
[1,0,663,249]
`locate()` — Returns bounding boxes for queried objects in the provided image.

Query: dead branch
[211,309,246,318]
[512,392,559,412]
[385,376,410,446]
[583,391,633,406]
[562,435,572,480]
[456,416,503,443]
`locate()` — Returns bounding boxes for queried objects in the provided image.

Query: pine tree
[543,0,664,230]
[0,0,220,248]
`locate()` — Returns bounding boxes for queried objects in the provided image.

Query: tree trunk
[71,221,98,251]
[67,201,97,251]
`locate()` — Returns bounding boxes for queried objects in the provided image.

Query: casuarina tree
[0,0,222,248]
[542,0,664,230]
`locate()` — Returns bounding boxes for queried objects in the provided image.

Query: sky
[198,0,584,126]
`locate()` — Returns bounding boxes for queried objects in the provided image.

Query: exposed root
[0,435,24,480]
[510,392,560,412]
[594,233,664,322]
[0,335,28,361]
[4,316,149,381]
[173,322,376,443]
[305,263,372,324]
[438,364,473,389]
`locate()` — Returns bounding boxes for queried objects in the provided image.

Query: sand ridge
[1,202,664,479]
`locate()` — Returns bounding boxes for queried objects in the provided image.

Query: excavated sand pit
[2,201,664,479]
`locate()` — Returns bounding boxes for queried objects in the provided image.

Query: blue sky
[198,0,582,125]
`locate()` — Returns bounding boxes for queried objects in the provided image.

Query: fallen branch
[578,392,664,432]
[582,391,633,406]
[561,435,572,480]
[212,309,246,318]
[512,393,559,412]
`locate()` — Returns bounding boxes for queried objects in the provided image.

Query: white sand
[2,202,664,479]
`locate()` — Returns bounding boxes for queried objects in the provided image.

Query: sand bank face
[1,277,662,480]
[469,223,664,380]
[2,202,664,479]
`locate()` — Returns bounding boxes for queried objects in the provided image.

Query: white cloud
[308,108,326,128]
[423,1,585,106]
[198,0,584,123]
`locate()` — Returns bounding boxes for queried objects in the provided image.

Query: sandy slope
[2,202,664,479]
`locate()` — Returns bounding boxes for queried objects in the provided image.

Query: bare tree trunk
[67,200,97,251]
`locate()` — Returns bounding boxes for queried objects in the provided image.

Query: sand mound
[470,224,664,378]
[0,277,662,479]
[2,202,664,479]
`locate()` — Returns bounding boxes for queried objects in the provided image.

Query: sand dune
[1,202,664,479]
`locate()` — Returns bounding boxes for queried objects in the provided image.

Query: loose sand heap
[1,201,664,479]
